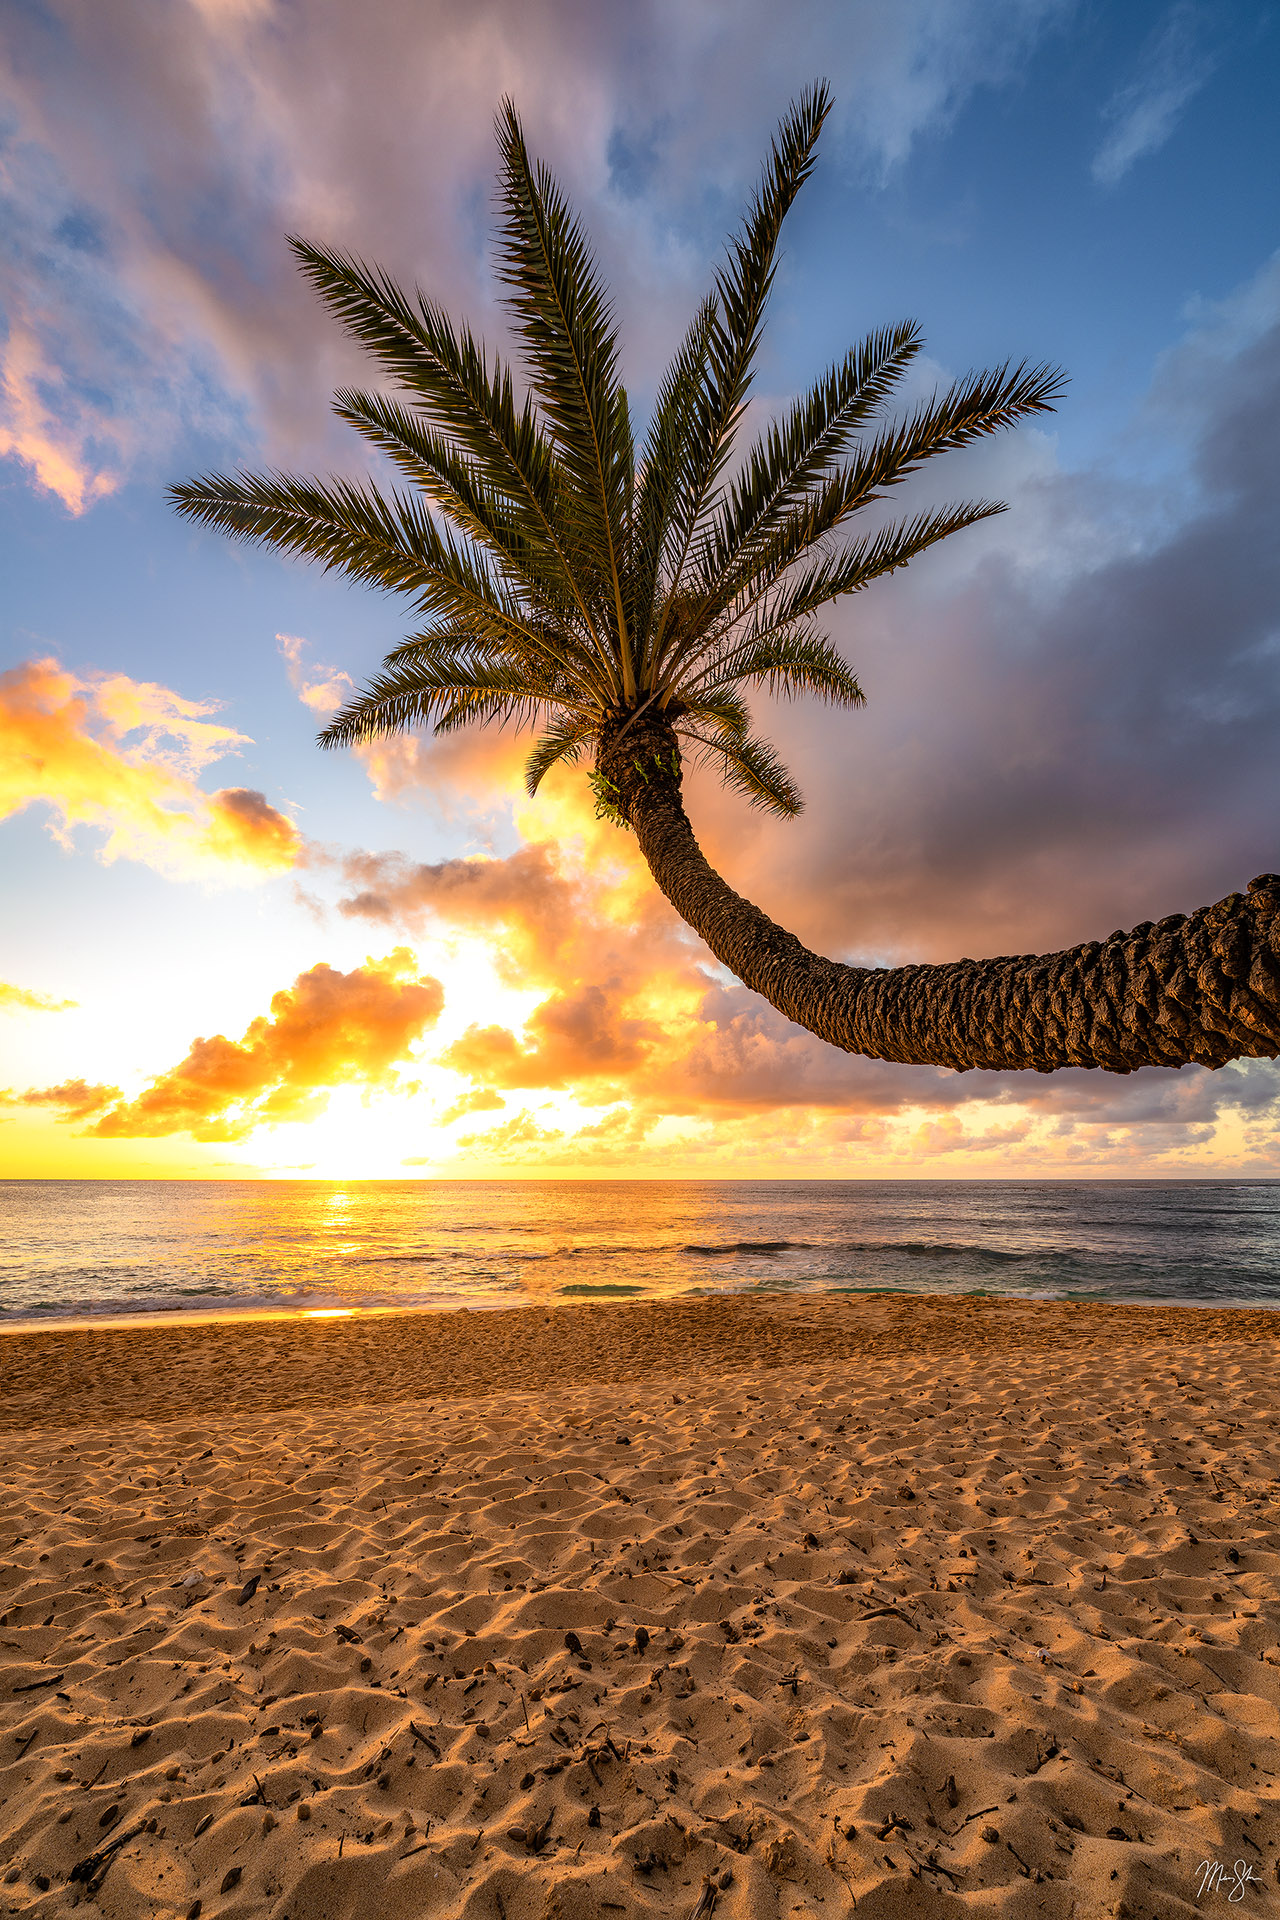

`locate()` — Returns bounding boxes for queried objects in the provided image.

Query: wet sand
[2,1294,1279,1918]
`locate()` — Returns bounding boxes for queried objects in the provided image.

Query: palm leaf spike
[494,99,635,699]
[170,83,1280,1077]
[641,82,834,687]
[632,296,718,673]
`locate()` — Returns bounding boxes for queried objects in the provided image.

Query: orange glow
[12,950,443,1143]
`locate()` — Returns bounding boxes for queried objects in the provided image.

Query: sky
[2,0,1279,1181]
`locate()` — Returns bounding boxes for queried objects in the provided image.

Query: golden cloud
[438,1087,506,1126]
[18,950,443,1142]
[442,984,660,1093]
[340,842,583,974]
[0,982,77,1013]
[0,656,301,879]
[16,1079,122,1121]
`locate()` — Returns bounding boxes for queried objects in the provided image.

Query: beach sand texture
[2,1294,1279,1918]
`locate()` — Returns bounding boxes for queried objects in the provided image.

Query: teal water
[1,1179,1278,1322]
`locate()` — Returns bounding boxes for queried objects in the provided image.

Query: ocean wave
[559,1282,647,1296]
[682,1240,809,1256]
[332,1249,440,1264]
[842,1239,1053,1264]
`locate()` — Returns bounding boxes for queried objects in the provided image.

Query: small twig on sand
[943,1805,999,1838]
[687,1878,718,1919]
[69,1825,146,1891]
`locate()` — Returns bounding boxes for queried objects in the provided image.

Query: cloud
[0,655,302,879]
[338,841,584,969]
[202,785,301,868]
[443,984,660,1094]
[438,1086,505,1126]
[15,1078,120,1121]
[277,632,355,717]
[0,320,119,515]
[0,982,77,1013]
[16,949,444,1141]
[1092,3,1218,186]
[1,1,1068,504]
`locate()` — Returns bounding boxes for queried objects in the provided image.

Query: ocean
[1,1178,1278,1324]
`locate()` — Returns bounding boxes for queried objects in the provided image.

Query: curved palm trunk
[598,718,1280,1073]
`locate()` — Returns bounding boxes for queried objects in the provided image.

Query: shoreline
[2,1280,1279,1344]
[3,1289,1279,1435]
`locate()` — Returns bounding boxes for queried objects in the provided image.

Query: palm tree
[172,85,1280,1075]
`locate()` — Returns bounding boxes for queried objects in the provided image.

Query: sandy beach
[2,1293,1279,1918]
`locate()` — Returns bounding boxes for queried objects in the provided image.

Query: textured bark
[597,716,1280,1074]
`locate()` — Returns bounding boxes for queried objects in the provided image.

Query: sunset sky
[3,0,1279,1180]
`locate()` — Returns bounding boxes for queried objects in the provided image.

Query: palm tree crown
[173,86,1280,1080]
[172,83,1062,822]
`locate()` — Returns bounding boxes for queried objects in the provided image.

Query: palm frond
[524,714,595,794]
[495,99,634,687]
[432,690,549,735]
[318,655,562,749]
[683,685,752,741]
[692,359,1062,619]
[290,237,617,648]
[646,83,832,665]
[333,386,519,542]
[632,297,717,661]
[703,82,832,471]
[759,500,1007,628]
[382,628,513,669]
[169,468,563,665]
[699,319,922,588]
[332,387,623,692]
[289,237,559,503]
[698,627,865,706]
[681,722,804,816]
